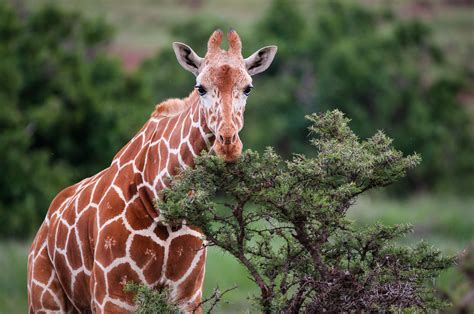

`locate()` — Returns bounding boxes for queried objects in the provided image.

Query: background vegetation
[0,0,472,312]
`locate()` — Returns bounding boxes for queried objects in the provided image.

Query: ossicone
[207,29,224,54]
[227,28,242,55]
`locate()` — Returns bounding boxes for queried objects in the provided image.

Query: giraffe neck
[112,91,214,219]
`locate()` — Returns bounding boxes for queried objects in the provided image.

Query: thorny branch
[192,286,238,314]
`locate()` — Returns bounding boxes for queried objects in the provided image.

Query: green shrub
[124,282,178,314]
[147,110,453,312]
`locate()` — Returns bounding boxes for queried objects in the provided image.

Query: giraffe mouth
[212,139,242,162]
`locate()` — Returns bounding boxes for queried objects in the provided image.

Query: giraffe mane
[151,98,189,118]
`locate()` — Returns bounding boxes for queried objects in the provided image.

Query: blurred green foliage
[0,0,473,238]
[139,0,473,194]
[0,3,148,237]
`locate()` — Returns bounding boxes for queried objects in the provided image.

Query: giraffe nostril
[217,128,238,145]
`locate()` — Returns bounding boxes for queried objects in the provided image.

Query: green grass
[350,195,474,253]
[202,247,257,313]
[2,195,472,313]
[0,241,29,314]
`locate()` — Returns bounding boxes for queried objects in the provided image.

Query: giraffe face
[173,29,277,162]
[195,62,250,162]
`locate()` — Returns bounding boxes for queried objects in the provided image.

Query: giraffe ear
[244,46,277,76]
[172,42,203,76]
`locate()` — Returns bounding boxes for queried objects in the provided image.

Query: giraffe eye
[195,84,207,96]
[243,85,253,96]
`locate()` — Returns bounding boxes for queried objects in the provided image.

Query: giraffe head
[173,29,277,162]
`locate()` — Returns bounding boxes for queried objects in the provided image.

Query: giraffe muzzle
[217,133,237,145]
[216,126,239,145]
[214,127,242,162]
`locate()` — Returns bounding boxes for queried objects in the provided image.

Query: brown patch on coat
[96,220,129,265]
[107,263,140,301]
[125,197,154,230]
[166,235,203,281]
[72,271,91,310]
[130,235,164,284]
[66,231,82,269]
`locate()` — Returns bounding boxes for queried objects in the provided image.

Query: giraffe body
[27,30,277,313]
[28,94,212,313]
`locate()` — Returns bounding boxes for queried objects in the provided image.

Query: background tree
[139,0,474,194]
[0,3,148,237]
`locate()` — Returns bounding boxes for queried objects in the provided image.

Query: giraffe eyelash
[195,84,207,96]
[243,85,253,96]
